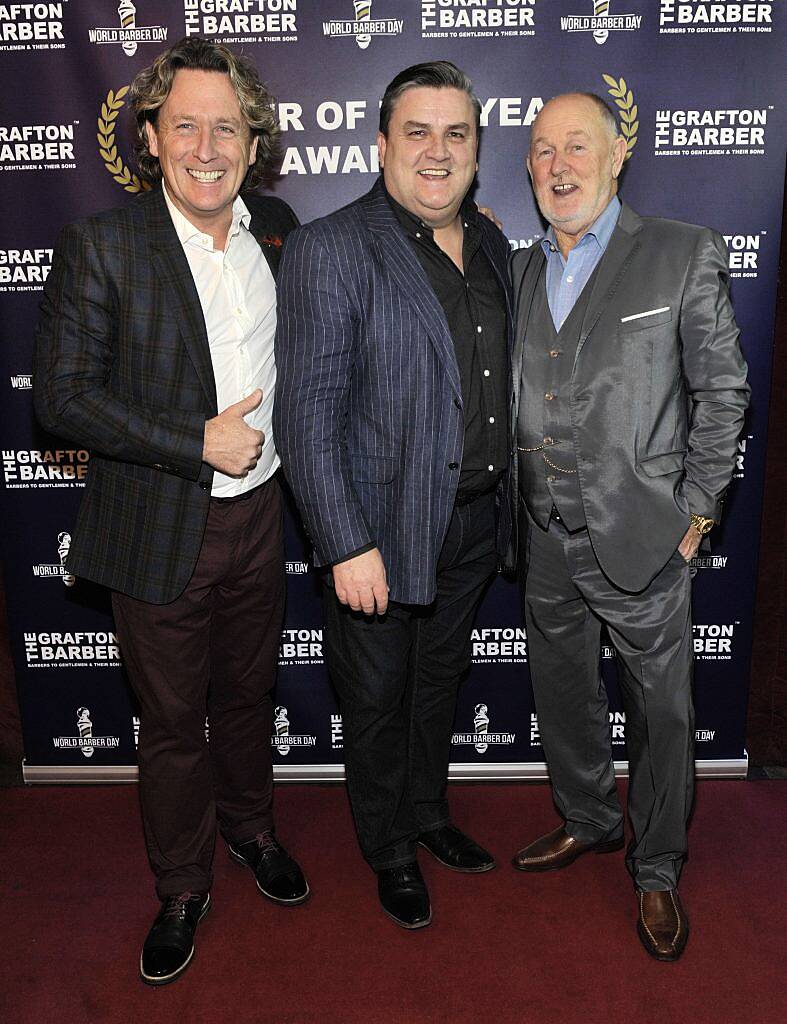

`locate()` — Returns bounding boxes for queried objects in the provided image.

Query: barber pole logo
[322,1,403,47]
[559,2,642,43]
[76,707,94,758]
[271,706,317,755]
[32,531,77,585]
[58,532,76,587]
[473,703,490,753]
[452,704,516,754]
[274,706,291,756]
[52,708,121,754]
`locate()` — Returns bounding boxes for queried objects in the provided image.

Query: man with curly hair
[34,37,308,985]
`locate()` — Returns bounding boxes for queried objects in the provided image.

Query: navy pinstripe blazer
[273,179,513,606]
[34,186,298,604]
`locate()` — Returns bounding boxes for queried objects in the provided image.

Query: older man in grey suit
[510,93,749,961]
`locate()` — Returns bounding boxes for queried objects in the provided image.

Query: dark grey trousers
[522,514,695,890]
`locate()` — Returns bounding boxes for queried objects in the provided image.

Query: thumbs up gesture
[203,388,265,477]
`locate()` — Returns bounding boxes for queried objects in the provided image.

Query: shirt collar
[540,195,621,260]
[162,182,251,252]
[382,179,478,241]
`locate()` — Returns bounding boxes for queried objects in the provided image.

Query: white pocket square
[620,306,670,323]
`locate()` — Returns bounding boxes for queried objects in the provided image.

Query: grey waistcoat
[517,261,602,531]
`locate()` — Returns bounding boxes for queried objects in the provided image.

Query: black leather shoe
[418,824,496,873]
[377,863,432,930]
[228,831,309,905]
[140,891,210,986]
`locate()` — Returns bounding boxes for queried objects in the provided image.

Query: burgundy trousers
[112,477,285,898]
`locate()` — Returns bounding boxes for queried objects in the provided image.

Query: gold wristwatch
[690,514,715,535]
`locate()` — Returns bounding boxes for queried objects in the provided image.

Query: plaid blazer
[34,186,298,604]
[274,179,513,606]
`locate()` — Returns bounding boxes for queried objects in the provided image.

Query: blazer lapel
[512,245,545,405]
[362,183,462,401]
[575,202,643,368]
[249,214,285,278]
[146,190,217,410]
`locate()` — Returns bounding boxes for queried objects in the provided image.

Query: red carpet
[1,780,785,1024]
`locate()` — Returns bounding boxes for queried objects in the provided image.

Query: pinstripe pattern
[33,187,298,604]
[273,180,512,606]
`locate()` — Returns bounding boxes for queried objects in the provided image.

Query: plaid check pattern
[34,187,298,604]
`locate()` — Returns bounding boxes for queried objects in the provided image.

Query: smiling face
[145,68,257,245]
[377,85,478,230]
[527,94,626,254]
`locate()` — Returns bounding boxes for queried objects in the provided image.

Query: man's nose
[549,151,570,177]
[193,127,219,163]
[425,134,450,161]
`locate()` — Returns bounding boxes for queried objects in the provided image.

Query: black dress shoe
[140,891,210,986]
[418,824,496,873]
[377,863,432,930]
[228,830,309,905]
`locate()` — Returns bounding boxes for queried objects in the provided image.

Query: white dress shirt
[163,184,279,497]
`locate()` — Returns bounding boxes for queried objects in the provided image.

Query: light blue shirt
[539,196,621,331]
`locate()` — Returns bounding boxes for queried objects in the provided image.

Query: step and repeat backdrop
[0,1,784,782]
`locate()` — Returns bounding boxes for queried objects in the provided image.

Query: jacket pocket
[637,450,687,477]
[349,453,397,483]
[619,307,673,333]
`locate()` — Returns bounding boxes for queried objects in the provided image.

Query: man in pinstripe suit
[34,39,308,985]
[275,62,513,929]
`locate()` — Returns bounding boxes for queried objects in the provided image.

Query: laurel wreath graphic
[602,74,638,161]
[97,86,151,193]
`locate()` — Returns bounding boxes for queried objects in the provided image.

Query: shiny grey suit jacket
[510,202,750,593]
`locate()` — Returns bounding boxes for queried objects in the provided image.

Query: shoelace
[163,892,199,919]
[252,831,279,856]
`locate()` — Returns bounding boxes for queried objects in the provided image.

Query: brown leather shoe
[636,889,689,961]
[512,825,623,872]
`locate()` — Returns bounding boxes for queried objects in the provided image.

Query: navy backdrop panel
[0,1,784,777]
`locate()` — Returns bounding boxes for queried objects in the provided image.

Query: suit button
[153,463,163,470]
[545,392,555,401]
[448,462,459,470]
[199,481,209,491]
[454,398,461,409]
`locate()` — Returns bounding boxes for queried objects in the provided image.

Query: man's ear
[376,131,386,168]
[611,135,627,178]
[145,120,159,159]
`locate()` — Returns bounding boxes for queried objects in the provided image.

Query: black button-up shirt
[385,188,508,498]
